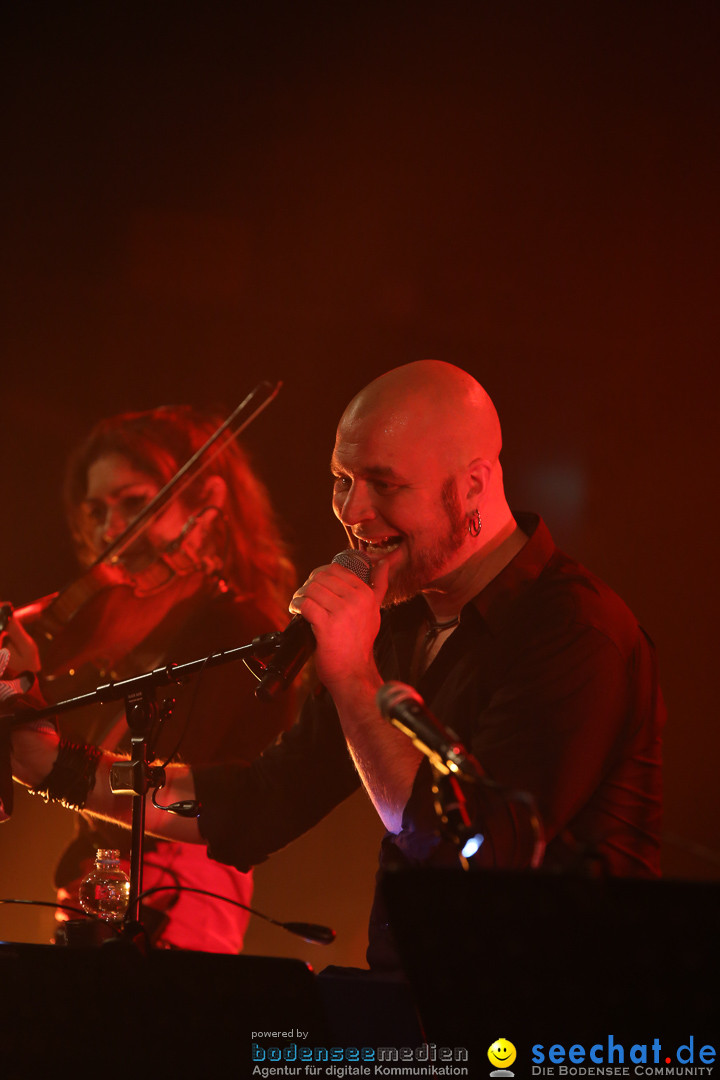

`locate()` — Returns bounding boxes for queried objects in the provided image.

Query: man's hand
[289,558,420,834]
[289,557,390,689]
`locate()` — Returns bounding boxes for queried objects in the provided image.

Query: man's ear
[464,457,493,503]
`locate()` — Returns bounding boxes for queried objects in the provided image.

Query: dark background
[1,2,718,968]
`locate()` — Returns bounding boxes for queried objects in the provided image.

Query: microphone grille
[331,548,373,585]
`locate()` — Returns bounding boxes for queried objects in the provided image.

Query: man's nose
[336,480,376,526]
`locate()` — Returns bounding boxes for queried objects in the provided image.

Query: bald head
[331,361,516,600]
[338,360,502,472]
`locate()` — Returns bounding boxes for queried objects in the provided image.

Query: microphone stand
[5,635,281,943]
[429,765,480,870]
[378,683,546,869]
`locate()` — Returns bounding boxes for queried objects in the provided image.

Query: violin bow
[91,379,282,571]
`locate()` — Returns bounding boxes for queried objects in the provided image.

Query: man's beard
[382,478,467,607]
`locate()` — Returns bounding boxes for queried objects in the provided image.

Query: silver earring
[468,509,482,537]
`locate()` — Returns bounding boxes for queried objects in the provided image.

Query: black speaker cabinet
[382,870,719,1056]
[0,943,327,1078]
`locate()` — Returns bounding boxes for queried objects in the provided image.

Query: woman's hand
[0,609,41,677]
[0,648,59,794]
[0,647,36,705]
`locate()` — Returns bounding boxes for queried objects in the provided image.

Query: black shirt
[195,515,664,963]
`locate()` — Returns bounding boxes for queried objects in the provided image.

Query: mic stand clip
[244,627,312,701]
[430,767,479,870]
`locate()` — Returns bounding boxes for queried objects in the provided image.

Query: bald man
[293,360,530,837]
[7,361,664,968]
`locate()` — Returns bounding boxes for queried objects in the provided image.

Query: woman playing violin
[0,404,296,951]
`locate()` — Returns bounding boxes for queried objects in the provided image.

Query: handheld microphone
[252,549,373,701]
[376,680,483,781]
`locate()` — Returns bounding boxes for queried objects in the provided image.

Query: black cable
[135,885,336,945]
[150,655,209,769]
[1,889,336,946]
[0,898,96,919]
[149,651,211,816]
[0,898,100,924]
[148,506,232,772]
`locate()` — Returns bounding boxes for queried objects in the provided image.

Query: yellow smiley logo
[488,1039,517,1070]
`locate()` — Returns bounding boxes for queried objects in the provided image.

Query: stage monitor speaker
[0,941,328,1078]
[382,869,719,1053]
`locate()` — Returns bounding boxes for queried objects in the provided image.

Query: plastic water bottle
[78,849,131,923]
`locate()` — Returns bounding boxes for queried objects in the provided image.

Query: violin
[0,381,281,704]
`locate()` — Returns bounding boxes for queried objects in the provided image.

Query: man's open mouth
[355,535,403,558]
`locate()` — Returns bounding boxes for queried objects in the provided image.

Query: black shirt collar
[468,512,555,634]
[383,512,555,638]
